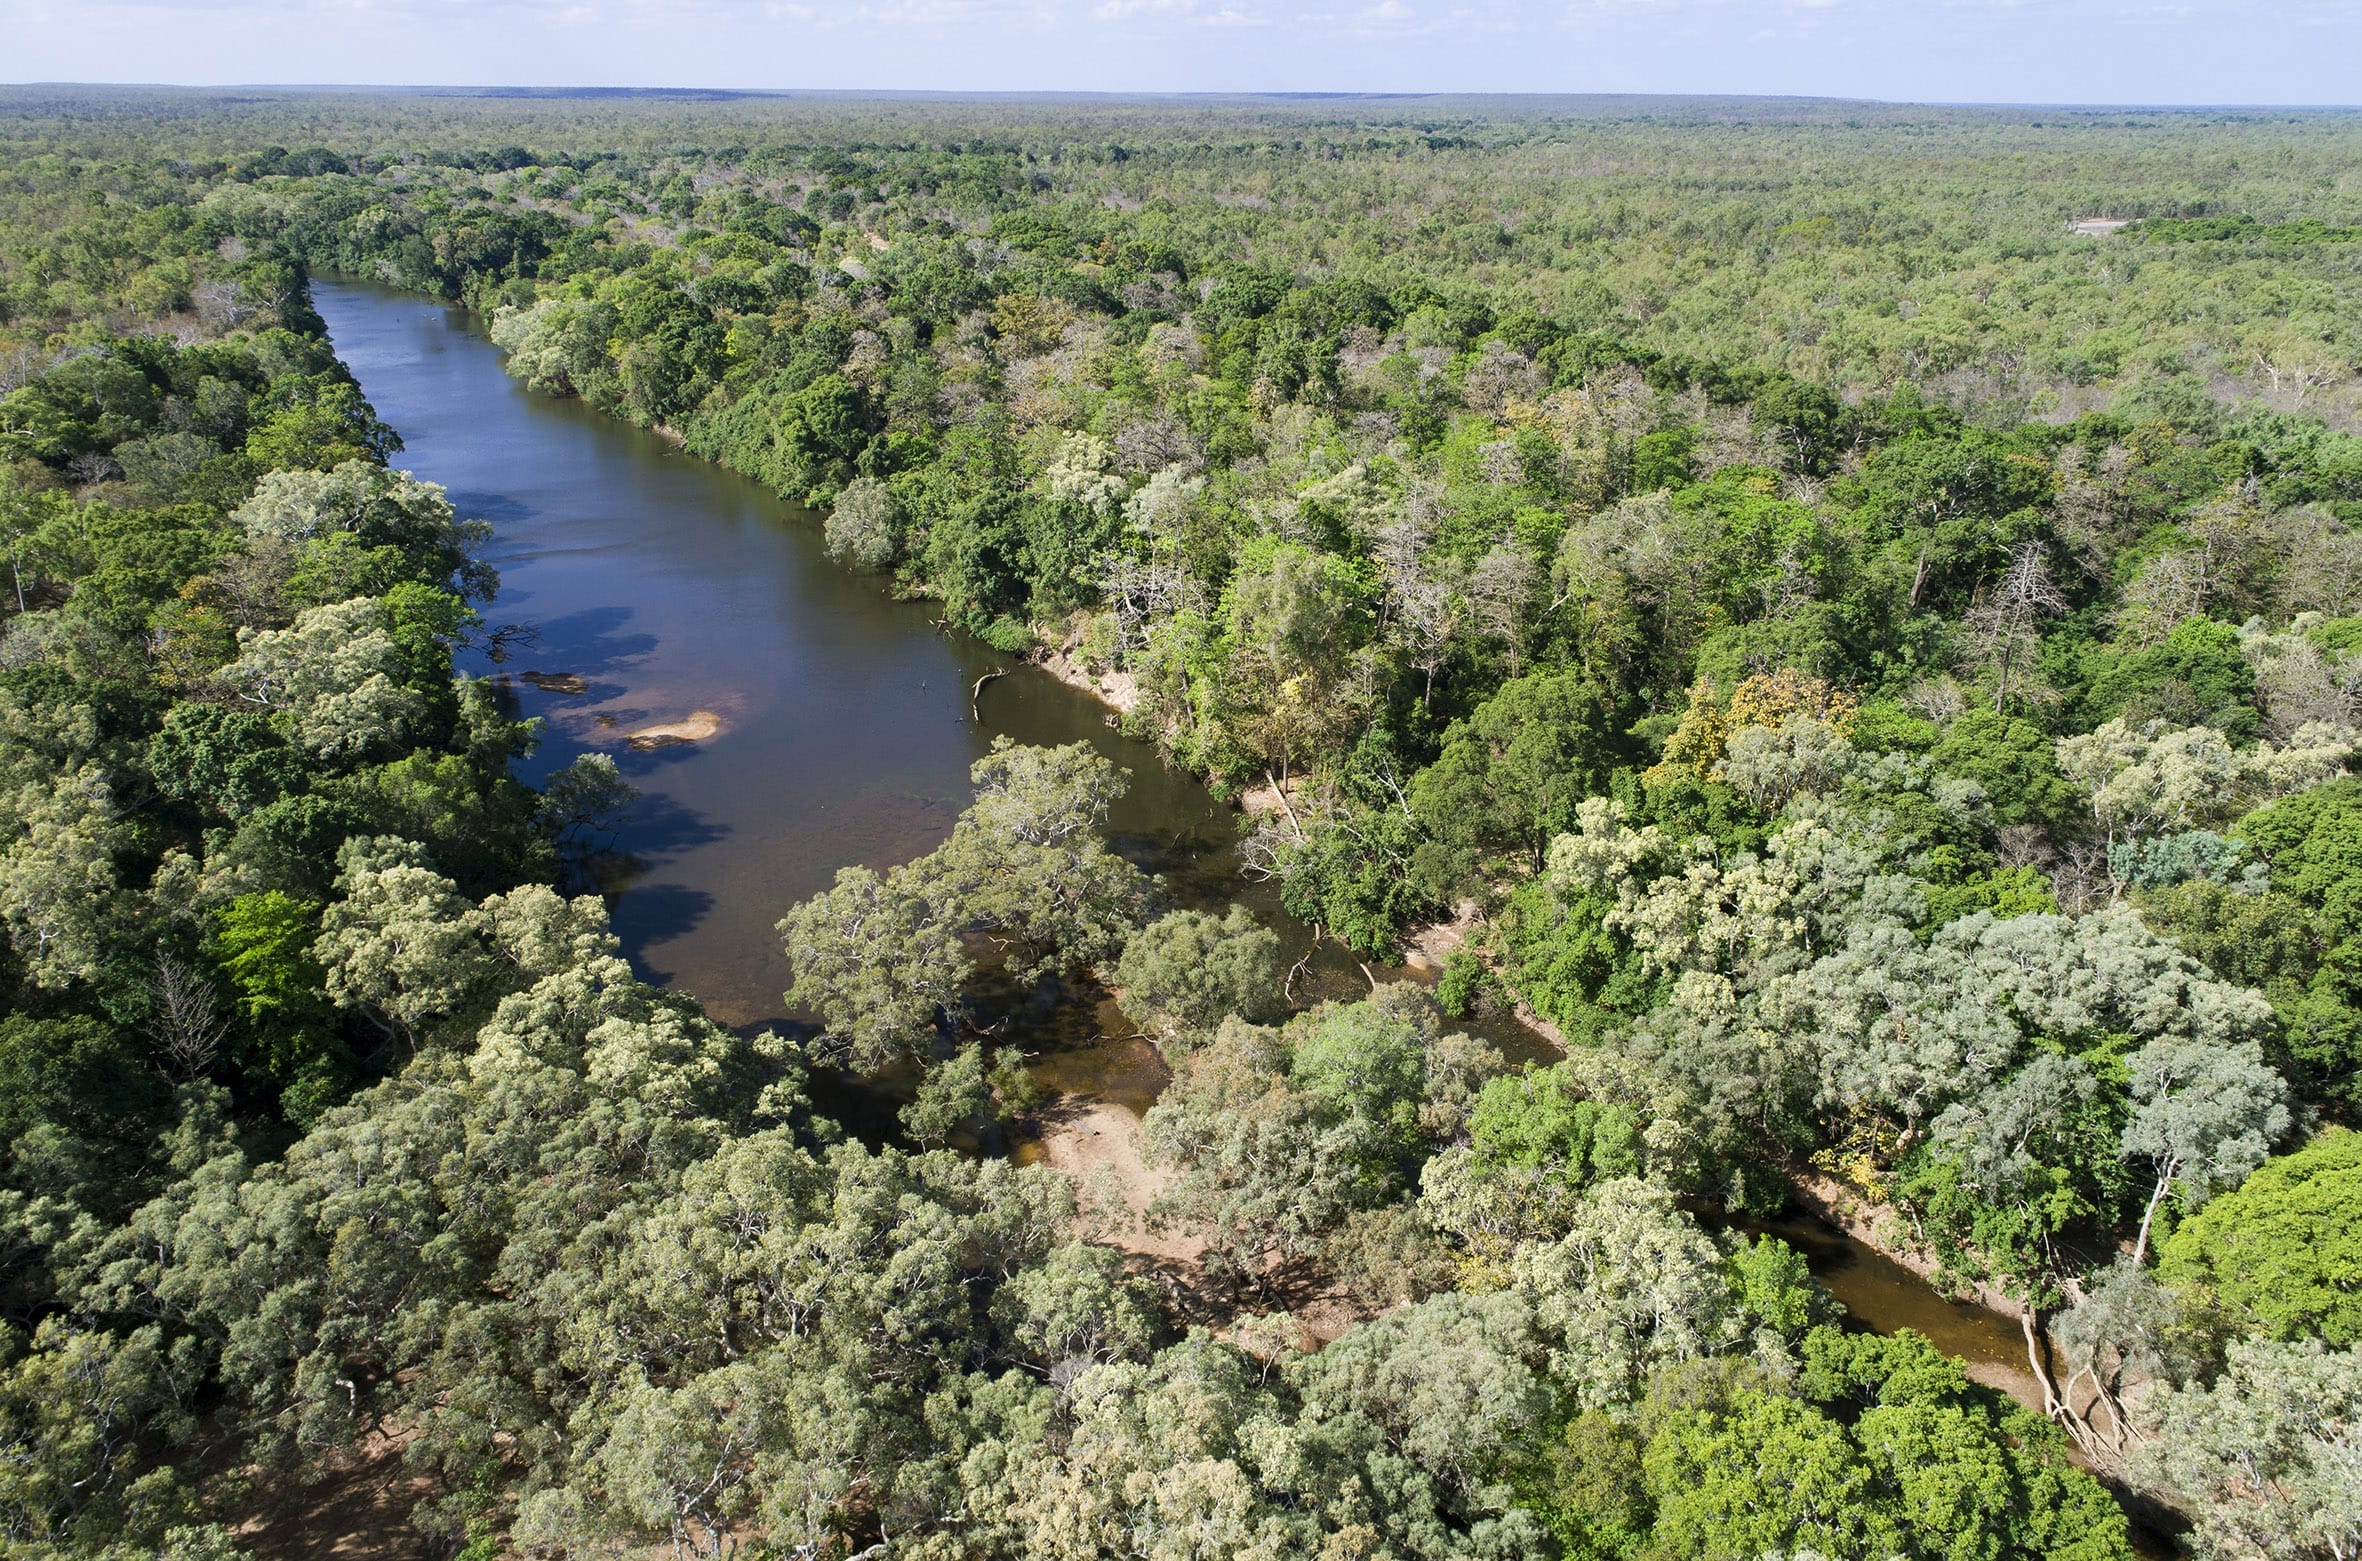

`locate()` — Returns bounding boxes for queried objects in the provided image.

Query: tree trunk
[2130,1168,2175,1269]
[2023,1306,2101,1458]
[1265,767,1306,842]
[2022,1306,2065,1420]
[970,669,1004,719]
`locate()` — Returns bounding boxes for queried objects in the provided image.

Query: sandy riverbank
[1026,1095,1202,1266]
[1031,642,1140,717]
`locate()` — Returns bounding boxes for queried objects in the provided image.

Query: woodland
[0,86,2360,1560]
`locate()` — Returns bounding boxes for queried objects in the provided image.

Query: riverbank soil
[1020,1058,1370,1346]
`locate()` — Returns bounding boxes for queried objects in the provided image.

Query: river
[312,276,2048,1406]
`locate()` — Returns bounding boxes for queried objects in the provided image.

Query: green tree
[2160,1128,2362,1348]
[1112,906,1282,1047]
[1410,671,1616,891]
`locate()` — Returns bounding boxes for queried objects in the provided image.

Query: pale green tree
[920,739,1152,979]
[823,473,899,569]
[216,597,424,760]
[233,458,492,600]
[902,1043,992,1149]
[2057,716,2357,871]
[1113,906,1282,1046]
[778,862,967,1070]
[1511,1177,1741,1409]
[0,765,127,990]
[2135,1340,2362,1561]
[313,836,493,1043]
[2122,1035,2290,1264]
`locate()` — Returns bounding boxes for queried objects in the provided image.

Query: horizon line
[5,83,2362,113]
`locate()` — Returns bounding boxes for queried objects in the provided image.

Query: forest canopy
[1,87,2360,1561]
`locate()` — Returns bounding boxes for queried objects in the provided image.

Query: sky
[3,0,2357,106]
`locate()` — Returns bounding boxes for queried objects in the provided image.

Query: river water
[315,276,1348,1029]
[313,276,2044,1402]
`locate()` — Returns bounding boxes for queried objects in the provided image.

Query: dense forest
[1,87,2360,1559]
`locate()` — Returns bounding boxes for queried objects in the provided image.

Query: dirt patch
[1504,995,1571,1052]
[1399,898,1484,975]
[1033,644,1139,717]
[1021,1072,1396,1345]
[234,1428,432,1561]
[624,709,723,749]
[1026,1095,1202,1267]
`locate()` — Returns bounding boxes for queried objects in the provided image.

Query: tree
[0,764,127,990]
[2121,1035,2289,1265]
[0,1320,204,1553]
[1221,540,1364,785]
[1908,1053,2116,1311]
[216,597,426,761]
[2135,1340,2362,1561]
[920,738,1151,980]
[149,704,307,818]
[2058,717,2358,886]
[231,459,492,601]
[1410,670,1615,890]
[206,889,351,1121]
[901,1043,992,1149]
[533,751,634,862]
[823,474,899,570]
[2160,1129,2362,1348]
[1144,990,1498,1292]
[1643,1392,1888,1560]
[2052,1258,2189,1457]
[990,1242,1158,1376]
[1962,540,2067,712]
[1112,906,1282,1046]
[778,862,967,1071]
[1929,710,2079,833]
[313,835,493,1044]
[143,955,228,1084]
[1510,1178,1738,1409]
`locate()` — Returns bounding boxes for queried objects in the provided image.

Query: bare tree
[2251,631,2362,740]
[1097,552,1203,660]
[1964,542,2067,712]
[1371,509,1465,710]
[146,954,228,1083]
[2250,328,2347,404]
[1467,540,1539,676]
[2286,517,2362,619]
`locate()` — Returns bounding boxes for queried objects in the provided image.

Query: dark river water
[315,277,2060,1427]
[317,276,1342,1030]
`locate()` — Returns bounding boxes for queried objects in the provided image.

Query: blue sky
[5,0,2356,105]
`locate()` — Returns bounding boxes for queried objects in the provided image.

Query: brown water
[1756,1213,2038,1389]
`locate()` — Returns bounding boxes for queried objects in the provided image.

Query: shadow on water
[445,488,538,528]
[516,604,660,680]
